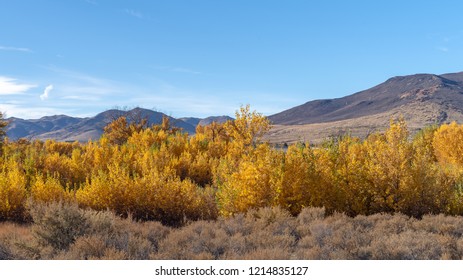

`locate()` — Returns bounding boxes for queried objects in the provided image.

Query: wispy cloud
[437,46,449,52]
[152,66,203,75]
[42,66,135,108]
[61,95,100,101]
[0,76,37,95]
[45,66,124,95]
[1,68,143,118]
[171,67,202,75]
[0,45,32,52]
[84,0,98,5]
[0,103,73,119]
[40,84,53,101]
[2,66,294,119]
[125,9,143,19]
[128,85,296,118]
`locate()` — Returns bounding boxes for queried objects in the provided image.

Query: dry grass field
[1,203,462,260]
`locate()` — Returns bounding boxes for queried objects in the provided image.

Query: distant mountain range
[5,108,232,142]
[267,71,463,144]
[6,71,463,144]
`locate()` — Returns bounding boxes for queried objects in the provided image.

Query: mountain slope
[267,71,463,144]
[198,116,234,126]
[6,115,84,140]
[6,108,197,142]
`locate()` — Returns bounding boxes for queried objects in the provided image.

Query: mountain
[267,72,463,144]
[6,108,199,142]
[179,117,202,127]
[6,115,84,140]
[179,116,234,127]
[197,116,234,126]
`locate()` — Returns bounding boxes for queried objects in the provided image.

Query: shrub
[368,230,454,260]
[155,220,228,260]
[57,235,108,260]
[29,202,89,251]
[412,214,463,237]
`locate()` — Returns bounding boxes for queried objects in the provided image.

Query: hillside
[267,72,463,144]
[6,108,196,142]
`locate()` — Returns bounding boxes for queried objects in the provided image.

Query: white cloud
[0,45,32,52]
[40,84,53,101]
[0,76,37,95]
[125,9,143,19]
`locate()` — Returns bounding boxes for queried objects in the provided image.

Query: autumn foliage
[2,106,463,225]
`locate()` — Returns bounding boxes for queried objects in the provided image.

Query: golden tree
[433,122,463,166]
[432,122,463,214]
[397,126,450,216]
[363,118,413,213]
[103,115,148,145]
[0,160,27,221]
[277,143,321,215]
[224,105,270,151]
[216,144,282,216]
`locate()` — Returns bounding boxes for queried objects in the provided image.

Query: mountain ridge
[5,108,232,142]
[269,72,463,125]
[267,71,463,144]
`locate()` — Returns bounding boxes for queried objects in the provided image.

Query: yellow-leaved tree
[0,159,27,221]
[432,122,463,214]
[224,105,270,155]
[363,118,413,214]
[215,105,277,216]
[277,143,321,215]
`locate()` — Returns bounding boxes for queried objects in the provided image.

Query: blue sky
[1,0,463,119]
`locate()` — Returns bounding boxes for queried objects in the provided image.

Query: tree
[224,104,271,150]
[433,122,463,166]
[103,115,148,145]
[363,118,413,214]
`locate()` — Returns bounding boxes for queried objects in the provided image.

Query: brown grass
[1,203,463,260]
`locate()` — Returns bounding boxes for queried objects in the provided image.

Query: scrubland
[1,204,463,260]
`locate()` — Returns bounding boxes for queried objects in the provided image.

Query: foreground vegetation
[2,106,463,225]
[2,107,463,259]
[1,203,462,260]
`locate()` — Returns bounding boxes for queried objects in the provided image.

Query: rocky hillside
[267,72,463,144]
